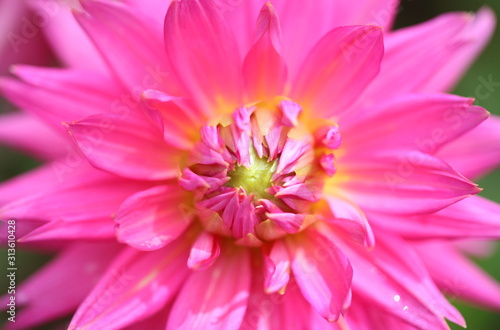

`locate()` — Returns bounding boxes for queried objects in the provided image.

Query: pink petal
[75,0,180,96]
[69,239,190,330]
[19,219,115,242]
[232,196,259,239]
[261,0,396,79]
[2,167,150,222]
[122,0,172,25]
[315,125,342,150]
[420,8,496,92]
[334,229,465,329]
[66,113,180,180]
[255,219,288,241]
[219,0,396,71]
[279,100,303,127]
[0,0,51,74]
[347,297,424,330]
[0,219,44,246]
[356,9,496,107]
[164,0,242,112]
[231,107,252,166]
[325,195,375,248]
[241,273,343,330]
[266,212,305,234]
[187,232,221,270]
[167,246,251,330]
[291,25,384,118]
[330,0,399,28]
[141,89,202,149]
[341,94,489,153]
[263,240,291,293]
[1,242,121,330]
[337,151,481,215]
[275,138,311,176]
[0,165,53,206]
[287,229,352,322]
[115,185,192,251]
[0,112,67,160]
[121,306,170,330]
[369,196,500,239]
[243,2,287,101]
[29,0,108,73]
[437,115,500,180]
[416,242,500,310]
[454,240,497,258]
[0,65,121,132]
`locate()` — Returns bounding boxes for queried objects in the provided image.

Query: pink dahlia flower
[1,0,500,329]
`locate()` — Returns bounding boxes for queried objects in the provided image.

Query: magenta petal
[338,151,481,215]
[336,231,465,329]
[243,2,287,101]
[291,25,384,118]
[0,66,121,132]
[275,138,310,175]
[232,196,259,239]
[356,9,496,107]
[187,232,221,270]
[288,229,352,322]
[0,242,121,330]
[66,113,180,180]
[279,100,303,127]
[76,0,181,95]
[164,0,242,111]
[121,0,172,25]
[341,94,488,153]
[141,89,202,149]
[115,185,192,251]
[0,1,52,75]
[325,195,375,248]
[347,297,426,330]
[416,242,500,310]
[266,0,396,81]
[0,112,67,160]
[2,168,150,222]
[29,0,108,73]
[370,196,500,239]
[267,212,305,234]
[69,240,190,330]
[242,274,342,329]
[120,306,170,330]
[19,219,115,242]
[0,163,72,205]
[263,240,291,293]
[167,247,251,330]
[438,115,500,180]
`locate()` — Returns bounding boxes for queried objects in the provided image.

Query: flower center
[179,100,341,246]
[226,150,276,201]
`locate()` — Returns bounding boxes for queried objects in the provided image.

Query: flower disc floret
[179,102,341,245]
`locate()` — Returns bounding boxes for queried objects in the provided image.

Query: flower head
[1,0,500,329]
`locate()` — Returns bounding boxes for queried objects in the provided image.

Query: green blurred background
[0,0,499,329]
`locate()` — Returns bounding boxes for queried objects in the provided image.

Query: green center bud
[227,150,276,200]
